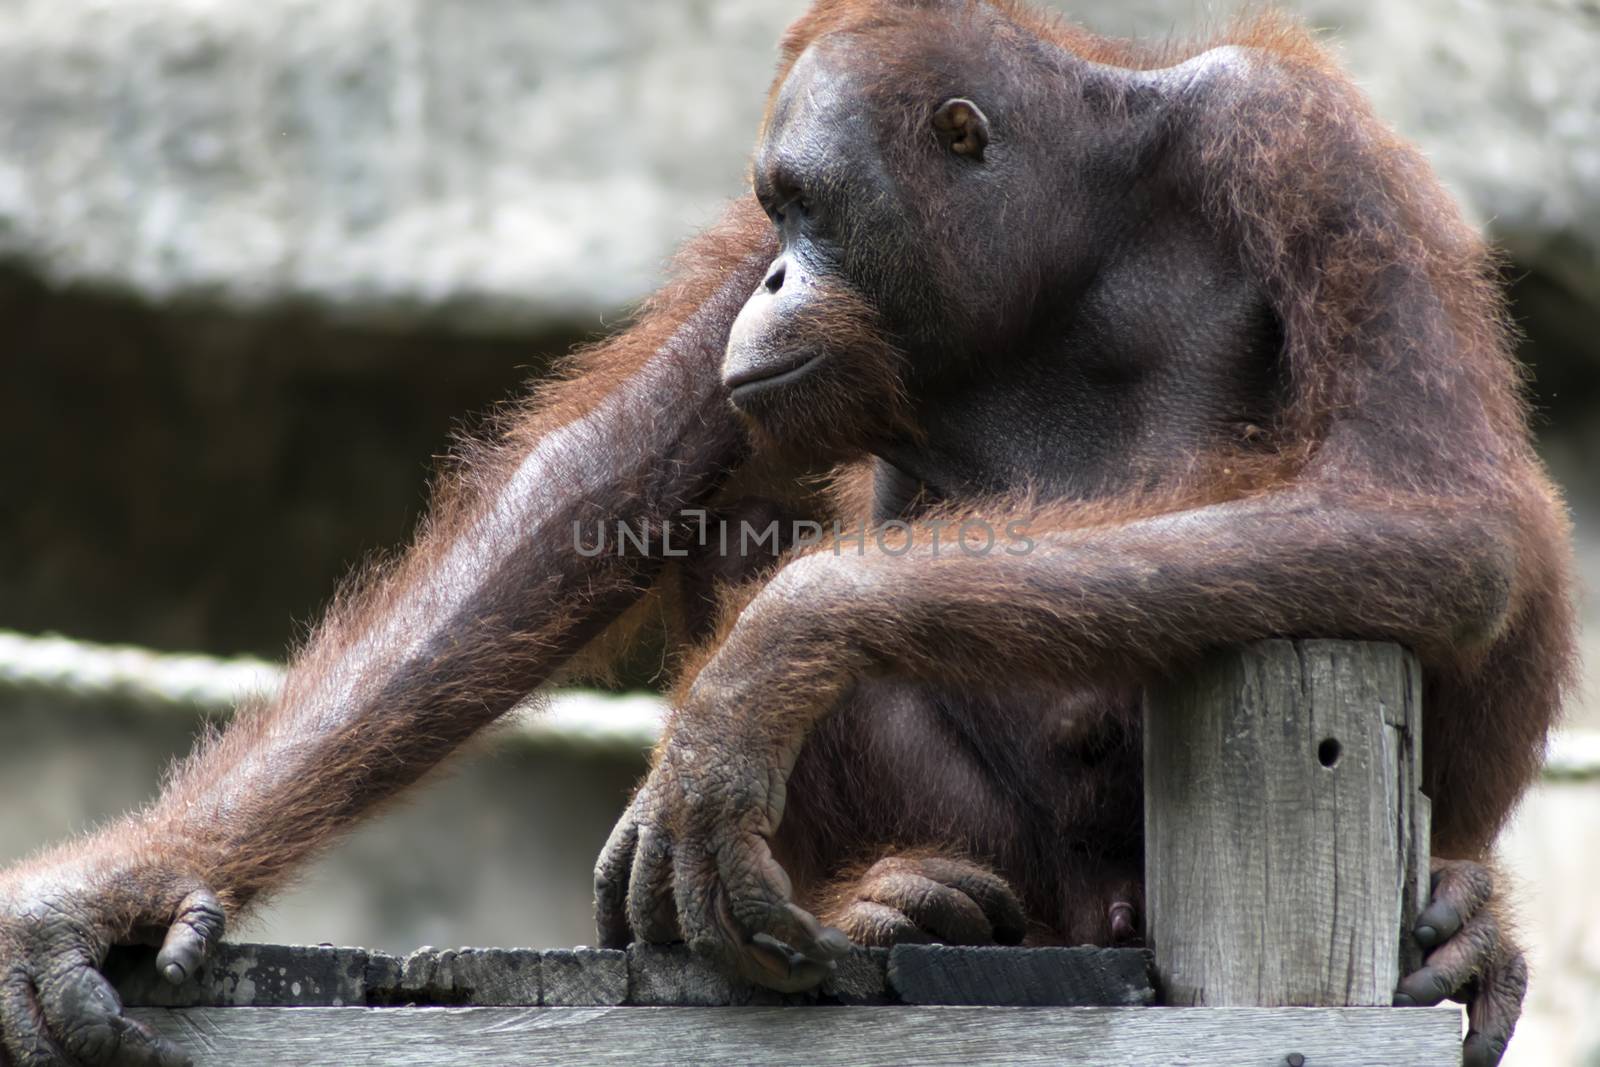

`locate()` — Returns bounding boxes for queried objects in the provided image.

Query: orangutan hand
[1395,858,1527,1067]
[0,847,223,1067]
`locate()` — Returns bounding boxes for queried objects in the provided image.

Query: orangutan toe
[825,853,1026,947]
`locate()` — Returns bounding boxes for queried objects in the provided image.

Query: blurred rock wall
[1,0,1596,330]
[1,2,1597,1064]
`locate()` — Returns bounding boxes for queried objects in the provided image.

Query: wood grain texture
[541,948,628,1007]
[117,941,1155,1009]
[107,943,380,1008]
[1144,640,1426,1007]
[395,948,541,1006]
[887,945,1153,1006]
[128,1005,1461,1067]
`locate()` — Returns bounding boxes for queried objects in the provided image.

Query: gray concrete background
[0,1,1597,1063]
[1,0,1596,329]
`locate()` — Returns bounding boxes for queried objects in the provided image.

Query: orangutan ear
[931,97,990,160]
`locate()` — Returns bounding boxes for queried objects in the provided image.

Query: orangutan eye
[772,194,808,225]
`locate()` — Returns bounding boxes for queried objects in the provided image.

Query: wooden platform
[107,644,1466,1065]
[127,1004,1461,1067]
[110,941,1461,1066]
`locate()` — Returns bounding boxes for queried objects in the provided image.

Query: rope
[1,630,1594,776]
[0,630,661,753]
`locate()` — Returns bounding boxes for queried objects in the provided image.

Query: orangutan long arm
[595,484,1520,992]
[683,486,1518,762]
[128,202,774,915]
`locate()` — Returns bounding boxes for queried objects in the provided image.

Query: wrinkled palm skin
[0,854,223,1067]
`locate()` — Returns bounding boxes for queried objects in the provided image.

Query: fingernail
[1393,992,1416,1007]
[162,961,187,984]
[1415,923,1438,947]
[818,927,852,957]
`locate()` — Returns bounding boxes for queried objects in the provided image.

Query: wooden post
[1144,640,1431,1006]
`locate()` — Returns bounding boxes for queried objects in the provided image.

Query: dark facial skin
[725,38,1279,499]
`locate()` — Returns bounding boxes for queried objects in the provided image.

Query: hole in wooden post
[1317,737,1341,768]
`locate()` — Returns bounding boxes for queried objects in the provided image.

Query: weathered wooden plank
[541,948,627,1007]
[1144,640,1426,1007]
[1397,642,1431,978]
[116,941,1141,1009]
[627,943,769,1006]
[887,945,1153,1006]
[127,1005,1461,1066]
[107,943,384,1008]
[394,947,541,1006]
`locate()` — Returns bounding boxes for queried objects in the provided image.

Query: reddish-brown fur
[0,4,1572,1066]
[715,0,1576,858]
[598,5,1571,1059]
